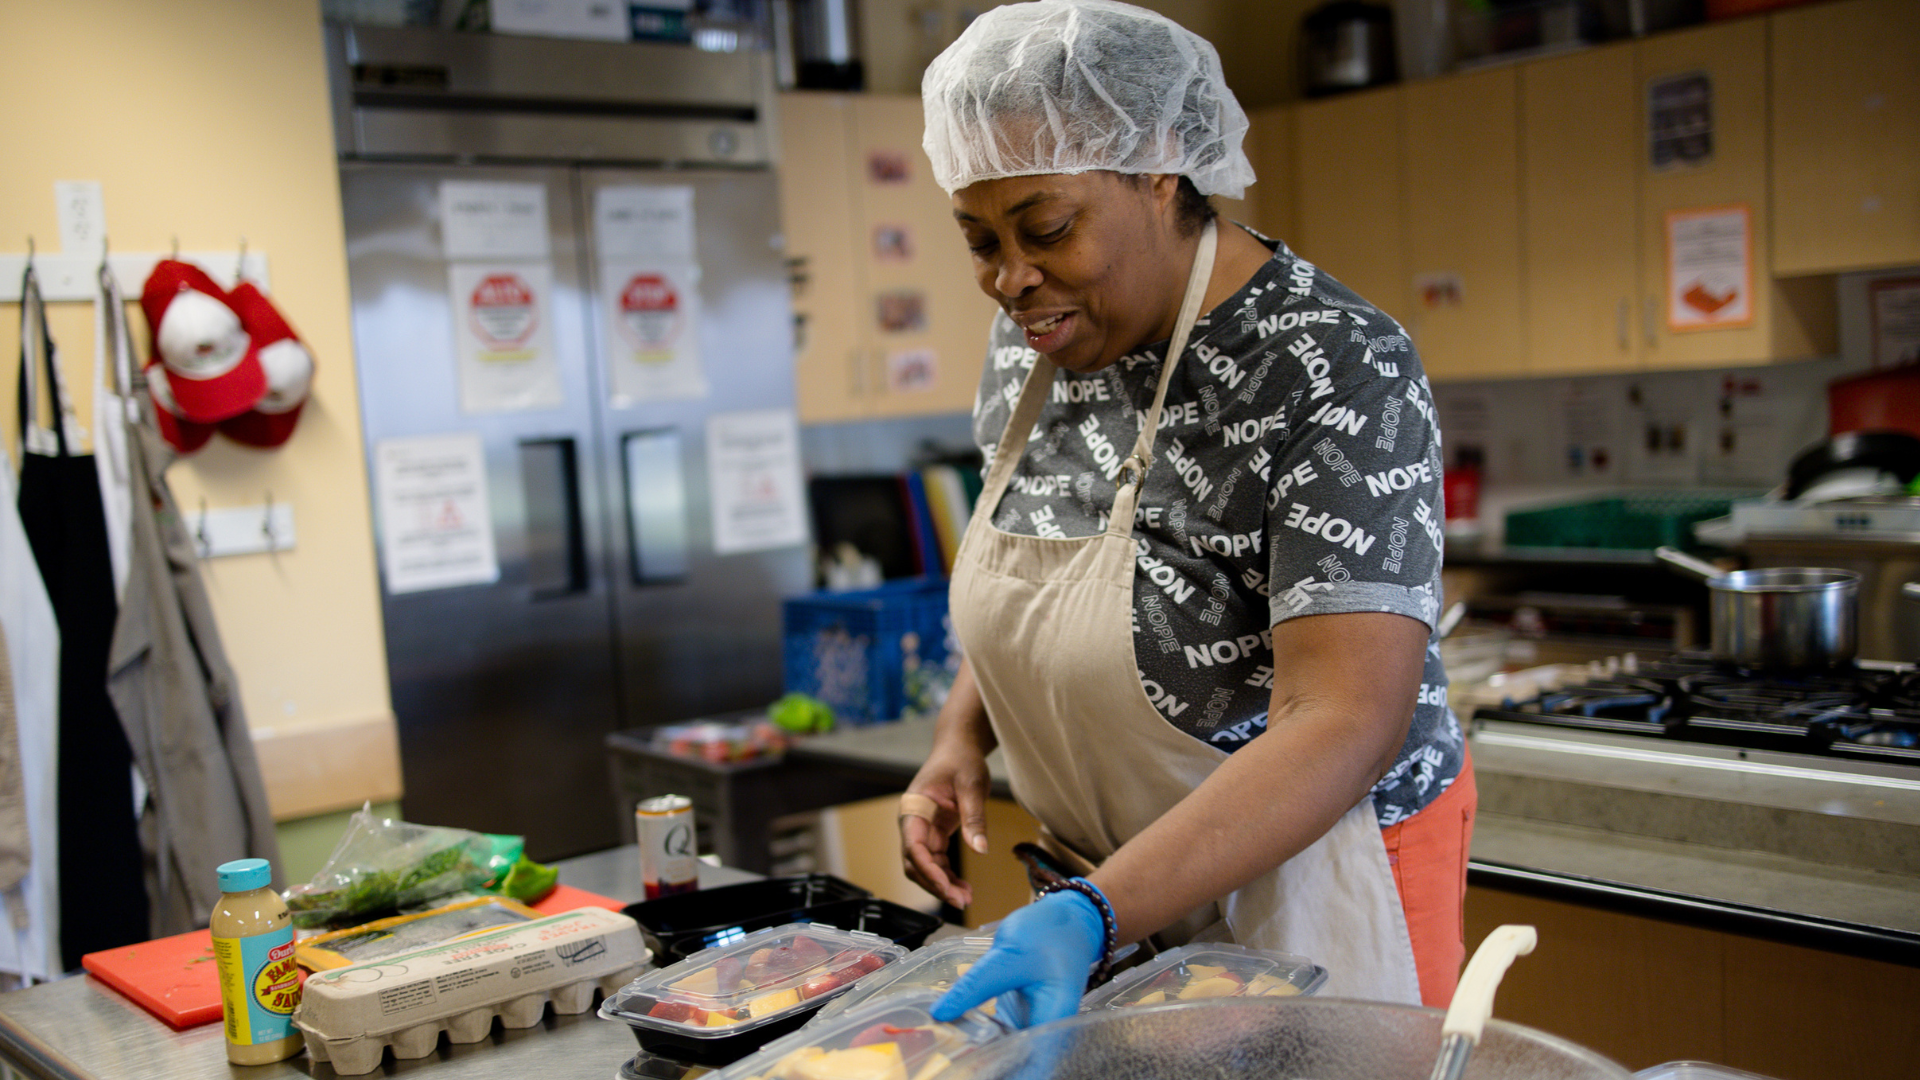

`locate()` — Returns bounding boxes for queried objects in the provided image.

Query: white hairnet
[920,0,1254,199]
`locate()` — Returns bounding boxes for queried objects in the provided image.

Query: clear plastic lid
[600,922,909,1039]
[710,988,1008,1080]
[1079,943,1327,1010]
[806,936,996,1028]
[1635,1064,1781,1080]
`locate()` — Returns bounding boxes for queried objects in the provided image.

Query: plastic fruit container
[805,935,996,1029]
[708,988,1007,1080]
[599,922,909,1066]
[1079,943,1327,1010]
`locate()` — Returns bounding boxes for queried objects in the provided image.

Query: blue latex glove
[931,887,1105,1029]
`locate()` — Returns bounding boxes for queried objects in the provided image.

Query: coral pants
[1382,751,1478,1007]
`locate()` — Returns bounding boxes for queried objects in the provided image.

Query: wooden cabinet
[777,92,996,424]
[1771,0,1920,275]
[1635,18,1833,371]
[1235,103,1296,245]
[1521,43,1642,375]
[1292,86,1409,323]
[1402,67,1526,379]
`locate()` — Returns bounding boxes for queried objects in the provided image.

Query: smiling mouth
[1025,313,1064,334]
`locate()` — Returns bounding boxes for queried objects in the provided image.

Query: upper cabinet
[1635,18,1831,370]
[1521,43,1642,375]
[1401,67,1526,379]
[778,92,995,424]
[1291,87,1409,323]
[1770,0,1920,275]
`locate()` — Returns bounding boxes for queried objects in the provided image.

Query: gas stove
[1470,654,1920,767]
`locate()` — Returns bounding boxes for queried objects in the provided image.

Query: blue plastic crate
[782,579,953,726]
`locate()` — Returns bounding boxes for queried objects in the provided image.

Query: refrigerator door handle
[519,437,591,597]
[622,428,691,584]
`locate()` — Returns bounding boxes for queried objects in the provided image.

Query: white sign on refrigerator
[440,180,551,259]
[601,261,707,402]
[595,185,707,403]
[595,185,697,258]
[449,261,566,413]
[374,432,500,594]
[707,408,808,555]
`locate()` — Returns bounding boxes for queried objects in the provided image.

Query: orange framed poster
[1665,204,1753,332]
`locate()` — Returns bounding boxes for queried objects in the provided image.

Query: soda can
[636,795,698,899]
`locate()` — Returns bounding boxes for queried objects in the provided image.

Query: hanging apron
[0,403,59,982]
[948,221,1423,1004]
[93,264,139,602]
[14,264,150,970]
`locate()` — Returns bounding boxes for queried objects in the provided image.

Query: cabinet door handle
[1617,299,1630,352]
[1644,296,1660,348]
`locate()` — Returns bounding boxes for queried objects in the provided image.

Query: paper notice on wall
[1869,277,1920,368]
[602,260,707,402]
[1666,205,1752,331]
[707,409,808,555]
[449,262,565,414]
[595,185,696,260]
[440,181,550,260]
[374,432,499,594]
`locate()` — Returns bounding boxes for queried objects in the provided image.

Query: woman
[901,0,1474,1027]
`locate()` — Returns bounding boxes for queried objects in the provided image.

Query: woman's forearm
[931,656,997,758]
[1086,611,1428,946]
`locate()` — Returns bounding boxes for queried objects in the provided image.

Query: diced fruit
[852,953,888,974]
[800,973,842,999]
[672,967,720,997]
[704,1009,739,1027]
[793,1043,907,1080]
[646,1000,703,1024]
[1184,964,1230,982]
[1244,974,1301,997]
[789,936,831,967]
[908,1051,952,1080]
[716,956,746,995]
[1131,990,1167,1005]
[850,1025,934,1058]
[748,988,802,1017]
[1177,976,1242,1000]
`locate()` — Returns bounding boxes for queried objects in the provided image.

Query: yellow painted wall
[0,0,400,821]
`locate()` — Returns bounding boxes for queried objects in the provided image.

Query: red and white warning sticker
[468,272,539,349]
[617,272,682,353]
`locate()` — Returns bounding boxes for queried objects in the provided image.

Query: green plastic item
[1504,490,1760,552]
[496,854,558,903]
[483,833,526,886]
[770,691,835,734]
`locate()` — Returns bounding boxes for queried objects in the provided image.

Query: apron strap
[14,265,74,460]
[976,219,1222,527]
[96,264,137,400]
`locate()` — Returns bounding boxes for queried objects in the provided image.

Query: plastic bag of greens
[283,805,497,929]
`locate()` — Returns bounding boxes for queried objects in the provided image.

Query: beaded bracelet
[1039,876,1119,988]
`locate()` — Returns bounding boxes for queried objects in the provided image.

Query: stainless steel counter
[0,849,755,1080]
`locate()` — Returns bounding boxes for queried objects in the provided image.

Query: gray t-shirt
[971,228,1464,827]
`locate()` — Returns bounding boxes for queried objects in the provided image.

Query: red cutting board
[82,884,626,1030]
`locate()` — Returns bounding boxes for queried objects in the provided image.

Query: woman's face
[951,172,1188,374]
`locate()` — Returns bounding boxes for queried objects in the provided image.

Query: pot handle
[1904,583,1920,602]
[1430,925,1538,1080]
[1655,546,1724,582]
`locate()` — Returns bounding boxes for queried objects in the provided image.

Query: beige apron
[949,221,1423,1004]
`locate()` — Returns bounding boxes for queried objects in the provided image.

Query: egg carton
[294,907,650,1076]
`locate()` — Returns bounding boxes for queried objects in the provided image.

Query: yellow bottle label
[213,930,298,1045]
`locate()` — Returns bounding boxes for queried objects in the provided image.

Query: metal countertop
[0,849,755,1080]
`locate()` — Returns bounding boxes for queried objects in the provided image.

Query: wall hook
[99,233,109,266]
[235,237,248,284]
[170,235,179,259]
[261,491,276,551]
[196,497,211,557]
[24,236,33,265]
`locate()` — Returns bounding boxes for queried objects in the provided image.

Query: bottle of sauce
[211,858,304,1064]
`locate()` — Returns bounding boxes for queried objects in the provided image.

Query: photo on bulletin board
[872,224,914,263]
[876,289,928,334]
[887,348,938,394]
[867,150,910,185]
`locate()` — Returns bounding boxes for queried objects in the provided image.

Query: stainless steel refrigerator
[328,24,810,859]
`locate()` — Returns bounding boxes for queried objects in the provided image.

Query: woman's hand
[901,659,995,910]
[931,888,1103,1028]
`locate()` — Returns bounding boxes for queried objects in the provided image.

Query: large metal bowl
[939,998,1633,1080]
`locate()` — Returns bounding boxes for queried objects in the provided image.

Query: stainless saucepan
[1656,547,1859,671]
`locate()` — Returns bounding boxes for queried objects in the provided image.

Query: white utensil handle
[1440,924,1537,1044]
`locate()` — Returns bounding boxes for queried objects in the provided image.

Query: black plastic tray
[624,1002,826,1068]
[651,895,943,963]
[621,874,870,954]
